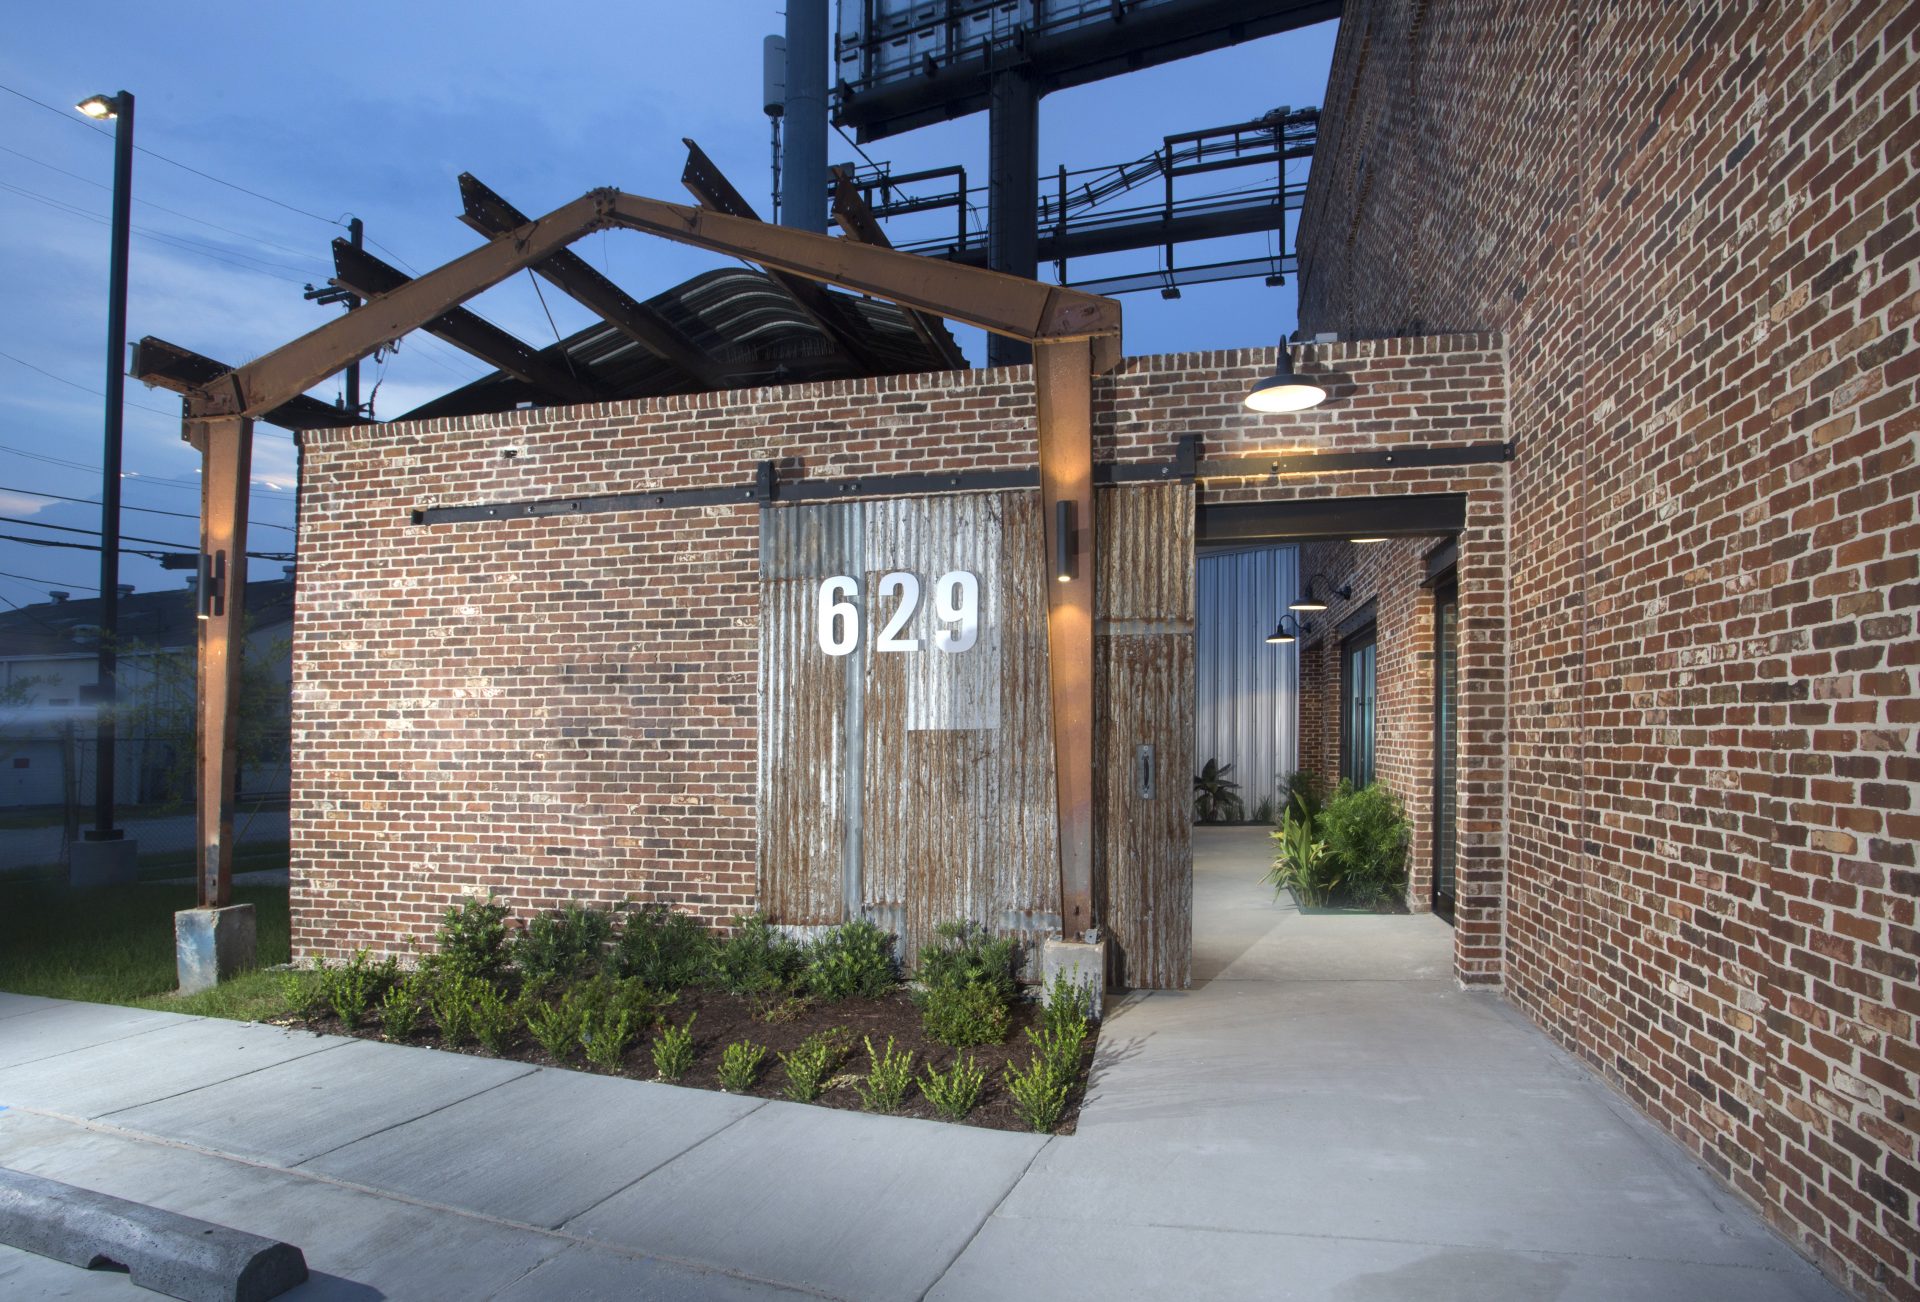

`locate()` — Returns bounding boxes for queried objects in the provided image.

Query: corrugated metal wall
[1194,545,1300,817]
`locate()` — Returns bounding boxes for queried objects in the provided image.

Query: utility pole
[72,88,138,885]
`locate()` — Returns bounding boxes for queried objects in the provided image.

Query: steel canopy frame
[179,186,1120,962]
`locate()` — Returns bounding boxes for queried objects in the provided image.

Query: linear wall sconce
[1054,499,1077,583]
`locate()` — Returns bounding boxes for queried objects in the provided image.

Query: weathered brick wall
[1296,534,1446,912]
[1298,2,1918,1293]
[295,337,1508,977]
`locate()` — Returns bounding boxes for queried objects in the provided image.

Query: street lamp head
[76,93,123,120]
[1244,345,1328,413]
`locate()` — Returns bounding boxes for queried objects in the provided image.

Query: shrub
[651,1014,696,1081]
[1192,757,1244,822]
[470,981,518,1054]
[378,971,428,1042]
[1285,769,1325,823]
[854,1035,915,1114]
[914,921,1017,1004]
[717,1039,768,1092]
[921,983,1012,1047]
[1266,807,1336,906]
[434,894,511,982]
[430,970,479,1046]
[281,964,324,1019]
[920,1053,986,1121]
[777,1028,851,1103]
[751,993,814,1024]
[1004,1051,1071,1134]
[706,914,803,996]
[580,1007,635,1071]
[802,918,897,1001]
[614,905,712,990]
[525,993,585,1061]
[1318,781,1412,907]
[511,900,616,991]
[318,949,397,1031]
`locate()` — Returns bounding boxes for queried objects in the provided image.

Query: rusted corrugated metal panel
[1096,482,1195,990]
[761,491,1057,965]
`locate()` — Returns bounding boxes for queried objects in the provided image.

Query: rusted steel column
[1035,339,1096,940]
[190,414,251,909]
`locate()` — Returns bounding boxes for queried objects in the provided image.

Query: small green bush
[920,1053,986,1121]
[1192,757,1244,822]
[717,1039,767,1092]
[511,900,616,991]
[651,1014,696,1081]
[580,1007,635,1071]
[430,970,479,1046]
[914,921,1017,1003]
[614,905,713,990]
[434,894,511,982]
[778,1027,851,1102]
[706,914,803,996]
[802,918,897,1001]
[525,993,585,1060]
[854,1035,915,1114]
[921,983,1012,1047]
[378,971,428,1042]
[1286,769,1325,823]
[282,964,324,1018]
[750,992,814,1024]
[470,981,518,1054]
[318,949,397,1030]
[1267,805,1336,906]
[1318,780,1412,907]
[1004,1050,1071,1134]
[1041,969,1096,1034]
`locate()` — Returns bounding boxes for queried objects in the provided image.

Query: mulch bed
[287,987,1096,1135]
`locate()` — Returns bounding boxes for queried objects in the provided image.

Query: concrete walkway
[0,828,1841,1300]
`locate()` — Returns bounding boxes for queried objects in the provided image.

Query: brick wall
[295,337,1508,980]
[1298,3,1919,1294]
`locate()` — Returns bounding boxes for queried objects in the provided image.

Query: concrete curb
[0,1166,307,1301]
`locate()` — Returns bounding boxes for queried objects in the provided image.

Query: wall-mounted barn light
[1290,575,1351,613]
[1054,499,1076,583]
[1244,344,1328,413]
[1265,612,1310,644]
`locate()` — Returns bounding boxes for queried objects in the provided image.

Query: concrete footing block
[0,1166,307,1302]
[68,837,139,888]
[1041,937,1108,1020]
[175,905,257,995]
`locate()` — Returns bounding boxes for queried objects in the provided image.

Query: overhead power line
[0,485,297,534]
[0,568,97,592]
[0,347,180,418]
[0,528,293,563]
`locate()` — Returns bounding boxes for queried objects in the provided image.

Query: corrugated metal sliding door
[759,492,1059,967]
[1097,482,1195,989]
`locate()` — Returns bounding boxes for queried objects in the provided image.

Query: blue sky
[0,3,1335,604]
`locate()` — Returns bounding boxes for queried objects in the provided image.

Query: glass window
[1341,626,1377,787]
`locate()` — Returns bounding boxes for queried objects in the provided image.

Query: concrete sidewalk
[0,829,1843,1300]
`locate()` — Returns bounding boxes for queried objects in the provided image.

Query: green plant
[920,1053,986,1121]
[1004,1050,1071,1134]
[318,949,397,1031]
[1285,769,1325,823]
[430,970,479,1046]
[471,980,518,1054]
[511,900,616,991]
[914,921,1017,1004]
[751,992,814,1023]
[434,894,511,982]
[1192,757,1245,823]
[717,1039,768,1092]
[1250,794,1278,825]
[651,1014,696,1081]
[777,1027,851,1102]
[378,971,427,1042]
[580,1006,635,1071]
[706,914,803,996]
[281,964,324,1019]
[1318,780,1412,907]
[614,905,713,990]
[525,993,585,1060]
[854,1035,915,1114]
[1267,807,1336,906]
[921,983,1012,1048]
[802,918,897,1001]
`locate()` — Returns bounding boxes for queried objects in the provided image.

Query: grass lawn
[0,875,296,1021]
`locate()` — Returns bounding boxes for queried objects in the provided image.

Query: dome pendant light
[1244,343,1328,413]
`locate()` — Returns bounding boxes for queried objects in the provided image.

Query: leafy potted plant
[1192,758,1245,823]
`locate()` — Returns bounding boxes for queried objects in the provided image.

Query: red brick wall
[1298,3,1919,1294]
[296,338,1509,976]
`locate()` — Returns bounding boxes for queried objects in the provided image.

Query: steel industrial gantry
[143,187,1121,956]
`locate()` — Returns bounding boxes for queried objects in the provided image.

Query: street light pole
[77,89,135,868]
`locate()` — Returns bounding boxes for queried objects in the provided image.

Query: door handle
[1137,744,1155,799]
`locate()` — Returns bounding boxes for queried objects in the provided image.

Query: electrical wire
[0,568,96,591]
[0,348,180,419]
[0,486,297,533]
[0,531,293,563]
[0,513,291,559]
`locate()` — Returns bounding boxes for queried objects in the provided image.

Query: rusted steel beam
[606,192,1121,349]
[679,141,888,374]
[131,338,371,432]
[188,414,251,909]
[457,173,721,389]
[330,241,604,406]
[829,165,968,370]
[1035,338,1097,940]
[189,192,614,419]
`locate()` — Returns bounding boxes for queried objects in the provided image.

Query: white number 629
[815,570,979,656]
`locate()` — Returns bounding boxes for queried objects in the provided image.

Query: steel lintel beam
[131,338,370,433]
[457,173,721,389]
[330,241,604,406]
[830,164,967,370]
